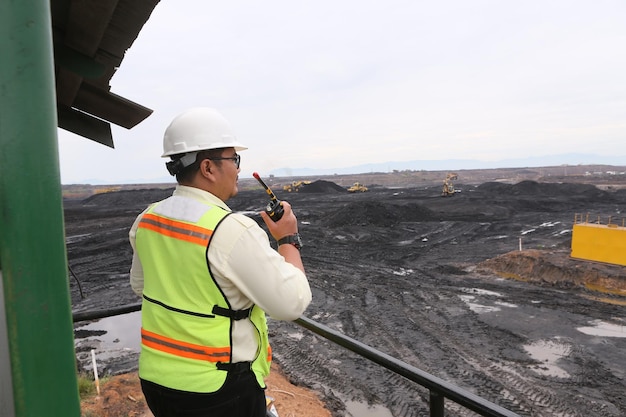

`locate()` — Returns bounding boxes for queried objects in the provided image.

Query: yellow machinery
[283,180,311,192]
[441,173,458,197]
[348,182,368,192]
[94,186,121,194]
[571,214,626,266]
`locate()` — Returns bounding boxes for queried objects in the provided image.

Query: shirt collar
[173,185,231,212]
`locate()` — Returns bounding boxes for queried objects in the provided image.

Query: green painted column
[0,1,81,416]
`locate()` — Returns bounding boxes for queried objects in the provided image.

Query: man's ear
[200,159,212,177]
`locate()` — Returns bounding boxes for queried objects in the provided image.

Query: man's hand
[260,201,298,241]
[260,201,305,273]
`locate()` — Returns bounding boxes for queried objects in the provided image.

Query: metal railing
[73,304,520,417]
[574,213,626,227]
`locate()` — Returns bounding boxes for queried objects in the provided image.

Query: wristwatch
[277,233,303,250]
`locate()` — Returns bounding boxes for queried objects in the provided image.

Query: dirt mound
[324,202,435,227]
[394,204,437,222]
[299,180,347,193]
[478,249,626,296]
[477,180,611,201]
[83,188,174,208]
[325,201,397,226]
[80,364,331,417]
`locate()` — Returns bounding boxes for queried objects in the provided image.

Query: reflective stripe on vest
[141,328,230,362]
[138,213,212,246]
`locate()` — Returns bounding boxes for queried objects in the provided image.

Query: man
[129,107,312,417]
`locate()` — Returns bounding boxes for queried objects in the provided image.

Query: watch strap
[277,233,302,250]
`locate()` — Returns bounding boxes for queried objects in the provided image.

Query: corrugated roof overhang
[51,0,160,146]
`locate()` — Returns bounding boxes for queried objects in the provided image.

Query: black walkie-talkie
[253,172,284,222]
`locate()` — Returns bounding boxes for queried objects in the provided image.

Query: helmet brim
[161,141,248,158]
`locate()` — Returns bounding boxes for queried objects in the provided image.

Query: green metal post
[0,1,81,416]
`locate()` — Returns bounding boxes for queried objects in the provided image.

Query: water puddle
[287,331,305,341]
[539,221,561,228]
[75,311,141,351]
[494,301,518,308]
[344,400,394,417]
[487,235,509,240]
[458,288,514,314]
[459,288,502,297]
[458,295,501,313]
[524,339,571,378]
[577,319,626,338]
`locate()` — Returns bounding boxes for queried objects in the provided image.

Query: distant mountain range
[71,153,626,185]
[268,153,626,178]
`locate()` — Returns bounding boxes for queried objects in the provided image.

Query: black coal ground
[68,180,626,417]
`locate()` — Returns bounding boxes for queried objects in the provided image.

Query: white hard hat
[162,107,248,157]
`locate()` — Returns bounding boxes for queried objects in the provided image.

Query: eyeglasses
[208,154,241,169]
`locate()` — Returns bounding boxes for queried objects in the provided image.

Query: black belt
[216,361,252,374]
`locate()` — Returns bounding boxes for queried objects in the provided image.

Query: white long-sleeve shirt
[129,185,312,362]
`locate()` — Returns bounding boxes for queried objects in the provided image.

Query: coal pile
[82,188,174,208]
[325,201,398,226]
[324,202,435,227]
[477,180,611,200]
[298,180,347,193]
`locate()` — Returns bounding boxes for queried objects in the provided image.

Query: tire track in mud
[283,231,625,417]
[66,213,135,311]
[278,241,433,416]
[392,273,621,417]
[284,242,452,416]
[356,274,539,417]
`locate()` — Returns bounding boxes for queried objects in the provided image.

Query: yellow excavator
[283,180,311,192]
[441,173,458,197]
[348,182,368,193]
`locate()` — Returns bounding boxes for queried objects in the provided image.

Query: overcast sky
[57,0,626,184]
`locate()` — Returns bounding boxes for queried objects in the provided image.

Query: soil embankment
[480,249,626,299]
[80,363,332,417]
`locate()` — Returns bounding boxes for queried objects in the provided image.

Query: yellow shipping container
[571,223,626,266]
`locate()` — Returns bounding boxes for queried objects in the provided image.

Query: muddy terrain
[67,175,626,417]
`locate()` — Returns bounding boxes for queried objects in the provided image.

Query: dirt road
[69,177,626,417]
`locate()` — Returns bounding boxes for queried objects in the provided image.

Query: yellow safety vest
[136,198,271,392]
